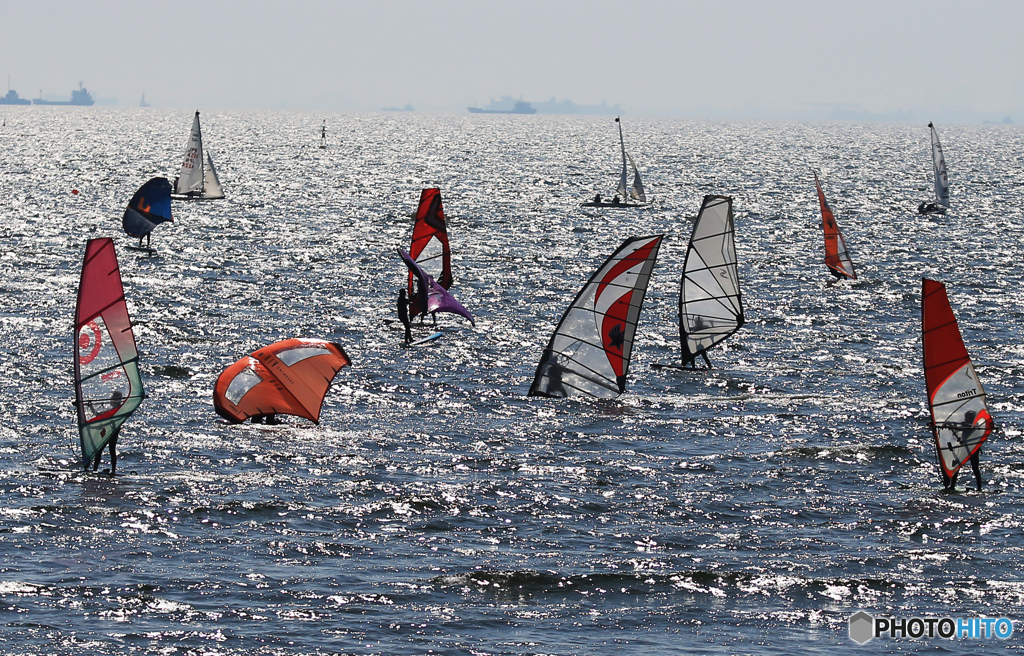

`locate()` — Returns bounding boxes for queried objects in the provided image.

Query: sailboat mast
[615,117,628,198]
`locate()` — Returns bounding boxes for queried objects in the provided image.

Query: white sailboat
[172,111,225,200]
[918,122,949,215]
[581,117,647,208]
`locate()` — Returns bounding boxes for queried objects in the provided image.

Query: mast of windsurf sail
[615,117,628,199]
[929,122,950,208]
[320,120,327,148]
[814,172,856,280]
[921,278,992,489]
[678,195,744,367]
[529,235,663,398]
[74,238,145,469]
[175,110,204,196]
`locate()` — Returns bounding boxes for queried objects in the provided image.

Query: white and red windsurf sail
[814,172,857,280]
[922,278,993,483]
[408,188,452,297]
[74,238,145,469]
[529,235,663,398]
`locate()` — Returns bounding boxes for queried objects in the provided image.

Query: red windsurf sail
[408,189,452,311]
[74,238,145,468]
[814,173,856,280]
[922,278,992,483]
[213,339,351,424]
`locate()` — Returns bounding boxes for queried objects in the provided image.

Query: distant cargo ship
[1,76,31,105]
[33,83,95,106]
[0,89,30,105]
[468,98,536,114]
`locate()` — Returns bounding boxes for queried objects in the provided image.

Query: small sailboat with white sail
[171,111,225,201]
[581,117,647,208]
[918,122,949,215]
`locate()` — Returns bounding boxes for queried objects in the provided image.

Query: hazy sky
[2,0,1022,121]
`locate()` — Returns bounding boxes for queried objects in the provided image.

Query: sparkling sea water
[2,108,1024,655]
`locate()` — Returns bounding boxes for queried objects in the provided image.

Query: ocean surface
[1,107,1024,655]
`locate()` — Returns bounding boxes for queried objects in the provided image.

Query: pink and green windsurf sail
[74,238,145,468]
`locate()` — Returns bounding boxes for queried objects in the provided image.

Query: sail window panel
[277,346,332,367]
[416,238,445,280]
[77,317,121,380]
[79,372,130,421]
[225,366,264,405]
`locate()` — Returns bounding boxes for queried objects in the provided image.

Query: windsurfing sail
[814,172,856,280]
[319,120,327,149]
[399,249,474,326]
[922,278,993,485]
[122,177,173,238]
[529,235,663,398]
[929,122,950,208]
[213,338,351,424]
[174,111,204,196]
[678,195,744,366]
[203,151,225,200]
[74,238,145,469]
[408,188,452,294]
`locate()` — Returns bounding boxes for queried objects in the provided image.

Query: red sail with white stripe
[814,173,856,280]
[922,278,992,482]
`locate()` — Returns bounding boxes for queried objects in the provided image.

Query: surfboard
[409,331,443,347]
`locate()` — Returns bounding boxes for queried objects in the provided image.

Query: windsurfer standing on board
[943,410,983,491]
[397,289,412,343]
[90,390,123,475]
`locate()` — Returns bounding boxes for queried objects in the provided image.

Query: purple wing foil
[398,249,475,326]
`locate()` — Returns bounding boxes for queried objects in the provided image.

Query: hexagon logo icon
[849,611,874,645]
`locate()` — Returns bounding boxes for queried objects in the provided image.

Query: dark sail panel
[122,177,174,238]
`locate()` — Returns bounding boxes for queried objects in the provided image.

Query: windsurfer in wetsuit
[91,390,123,475]
[397,288,412,343]
[942,410,983,491]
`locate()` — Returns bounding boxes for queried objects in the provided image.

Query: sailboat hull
[580,201,645,208]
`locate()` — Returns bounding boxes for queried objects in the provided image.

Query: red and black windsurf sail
[213,339,351,424]
[74,238,145,468]
[408,188,452,304]
[529,235,663,398]
[122,177,174,238]
[814,172,856,280]
[922,278,993,483]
